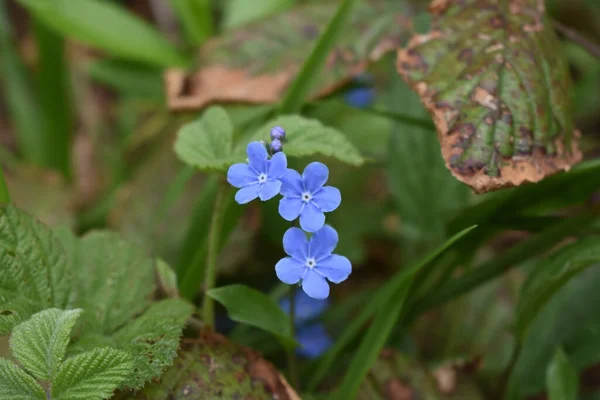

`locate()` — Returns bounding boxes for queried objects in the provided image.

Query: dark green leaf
[166,1,409,110]
[0,167,9,204]
[546,348,578,400]
[238,115,364,166]
[169,0,213,45]
[16,0,185,67]
[0,358,46,400]
[207,284,295,346]
[398,0,581,193]
[516,238,600,341]
[174,106,235,172]
[88,60,164,100]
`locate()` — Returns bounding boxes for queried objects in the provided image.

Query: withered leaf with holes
[397,0,582,193]
[166,1,410,111]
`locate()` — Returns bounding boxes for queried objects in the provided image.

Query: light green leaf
[547,348,578,400]
[238,115,364,166]
[88,60,164,100]
[10,308,82,380]
[111,299,194,389]
[156,259,179,298]
[68,232,156,335]
[0,205,71,334]
[15,0,185,67]
[207,284,295,347]
[0,358,45,400]
[51,347,133,400]
[224,0,294,29]
[516,238,600,341]
[174,106,235,172]
[169,0,213,45]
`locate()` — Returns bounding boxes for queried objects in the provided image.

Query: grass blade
[32,20,73,178]
[0,166,10,204]
[169,0,213,46]
[307,225,477,391]
[278,0,358,114]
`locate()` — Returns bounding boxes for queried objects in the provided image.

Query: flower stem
[287,285,300,389]
[202,179,227,329]
[0,166,10,205]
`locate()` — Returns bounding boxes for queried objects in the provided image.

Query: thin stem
[0,166,10,204]
[287,285,300,389]
[201,180,228,329]
[554,19,600,60]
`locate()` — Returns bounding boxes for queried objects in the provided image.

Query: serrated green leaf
[516,238,600,341]
[547,348,578,400]
[0,205,71,334]
[110,299,194,389]
[0,358,45,400]
[398,0,581,193]
[69,231,156,335]
[207,284,295,347]
[15,0,185,67]
[237,115,364,166]
[10,308,82,380]
[174,106,234,172]
[51,347,133,400]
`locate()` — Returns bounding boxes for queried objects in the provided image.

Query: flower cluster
[227,127,352,299]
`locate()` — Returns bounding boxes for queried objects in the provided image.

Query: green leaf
[0,166,9,205]
[0,205,71,334]
[238,115,364,166]
[110,299,194,389]
[51,347,133,400]
[278,0,358,113]
[167,1,409,111]
[0,358,46,400]
[169,0,213,45]
[15,0,185,67]
[398,0,581,193]
[10,308,83,380]
[156,259,179,298]
[516,238,600,341]
[70,232,156,335]
[207,284,295,346]
[174,106,235,172]
[308,225,477,391]
[224,0,294,29]
[547,348,578,400]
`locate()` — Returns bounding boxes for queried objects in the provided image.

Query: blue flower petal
[280,168,304,197]
[316,255,351,284]
[279,291,328,323]
[296,324,333,359]
[309,225,338,260]
[246,142,268,173]
[275,257,306,284]
[312,186,341,212]
[227,163,257,188]
[283,227,308,260]
[302,270,330,300]
[300,202,325,232]
[234,183,261,204]
[344,87,374,109]
[268,152,287,179]
[258,180,282,201]
[302,162,329,193]
[279,197,304,221]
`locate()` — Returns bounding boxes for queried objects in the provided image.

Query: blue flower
[344,87,375,109]
[279,291,332,359]
[275,225,351,299]
[227,142,287,204]
[280,290,329,324]
[279,162,341,232]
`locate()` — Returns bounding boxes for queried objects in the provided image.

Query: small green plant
[1,308,132,400]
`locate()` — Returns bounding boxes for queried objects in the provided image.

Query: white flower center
[258,173,267,183]
[301,192,312,203]
[306,258,317,269]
